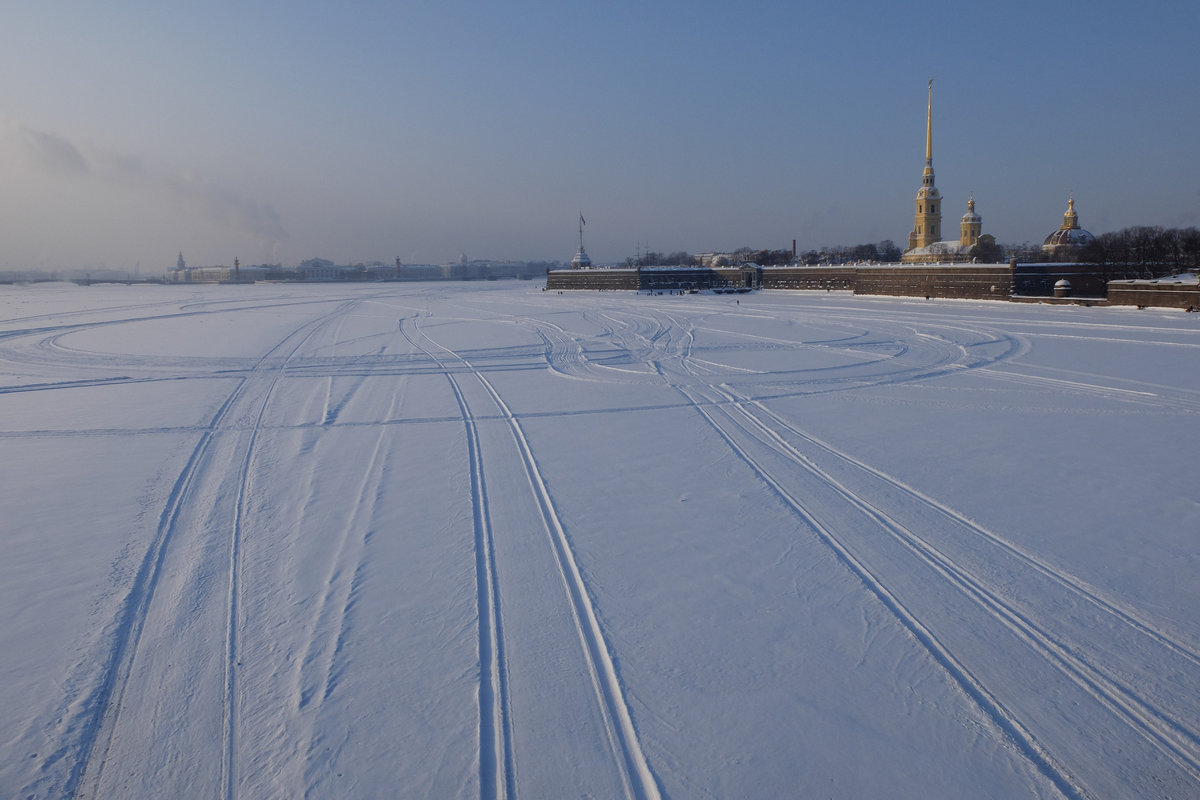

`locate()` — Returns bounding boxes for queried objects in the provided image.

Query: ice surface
[1,282,1198,799]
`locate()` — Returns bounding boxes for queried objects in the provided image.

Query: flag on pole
[580,214,586,226]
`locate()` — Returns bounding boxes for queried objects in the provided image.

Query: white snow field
[1,282,1198,799]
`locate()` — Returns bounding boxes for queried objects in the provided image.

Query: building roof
[961,197,980,223]
[1043,195,1095,250]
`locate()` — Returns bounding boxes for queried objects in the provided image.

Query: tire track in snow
[0,375,163,394]
[728,388,1200,670]
[533,308,698,385]
[468,362,660,800]
[289,391,398,794]
[669,380,1090,800]
[316,300,380,427]
[64,380,250,800]
[976,366,1200,414]
[399,315,514,800]
[66,310,322,798]
[711,386,1200,787]
[606,309,1086,796]
[545,301,1021,395]
[445,368,515,800]
[221,301,363,800]
[625,303,1200,795]
[318,345,388,425]
[61,299,356,800]
[413,316,661,800]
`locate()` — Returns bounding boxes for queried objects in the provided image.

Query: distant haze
[3,2,1197,270]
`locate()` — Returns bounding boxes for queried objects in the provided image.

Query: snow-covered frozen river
[2,281,1198,799]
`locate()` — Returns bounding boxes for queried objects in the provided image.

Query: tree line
[623,247,795,267]
[622,244,899,267]
[1058,226,1199,279]
[1001,226,1200,279]
[795,240,904,265]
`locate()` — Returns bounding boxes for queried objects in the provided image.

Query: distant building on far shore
[570,247,592,269]
[570,213,593,269]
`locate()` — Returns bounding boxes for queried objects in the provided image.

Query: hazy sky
[3,1,1198,270]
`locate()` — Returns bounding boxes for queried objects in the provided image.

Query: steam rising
[4,121,287,257]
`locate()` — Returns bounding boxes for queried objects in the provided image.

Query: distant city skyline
[2,1,1197,270]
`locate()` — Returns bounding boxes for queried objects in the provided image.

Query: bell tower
[960,195,981,248]
[907,80,942,252]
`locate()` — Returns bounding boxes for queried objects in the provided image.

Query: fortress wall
[548,267,758,291]
[638,267,759,291]
[761,267,856,290]
[546,269,639,290]
[1107,282,1200,310]
[1012,263,1108,297]
[852,265,1012,300]
[549,263,1016,301]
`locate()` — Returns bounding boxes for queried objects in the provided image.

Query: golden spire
[925,79,933,171]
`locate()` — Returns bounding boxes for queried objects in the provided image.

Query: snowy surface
[2,282,1198,799]
[1111,273,1199,285]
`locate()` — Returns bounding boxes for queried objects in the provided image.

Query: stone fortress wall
[546,264,1199,310]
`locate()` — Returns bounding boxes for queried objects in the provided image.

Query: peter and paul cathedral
[902,80,996,263]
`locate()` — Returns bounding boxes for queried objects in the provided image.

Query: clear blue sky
[3,0,1197,269]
